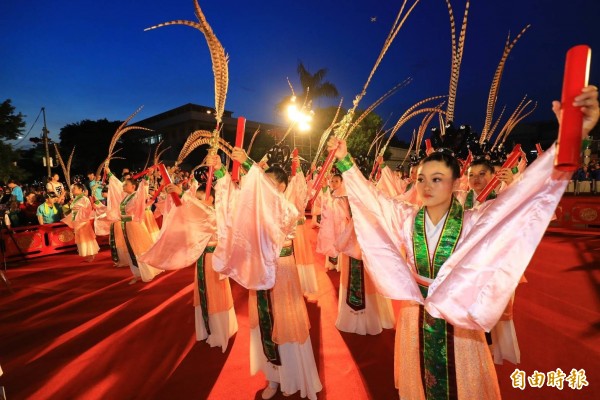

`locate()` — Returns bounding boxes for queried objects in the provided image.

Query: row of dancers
[61,87,598,399]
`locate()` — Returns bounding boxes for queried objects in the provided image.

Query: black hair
[331,173,343,181]
[420,151,461,180]
[124,178,138,189]
[198,183,215,199]
[44,193,57,200]
[265,166,289,191]
[73,182,86,192]
[469,158,495,174]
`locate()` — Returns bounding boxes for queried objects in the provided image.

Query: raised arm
[327,137,423,302]
[427,87,599,330]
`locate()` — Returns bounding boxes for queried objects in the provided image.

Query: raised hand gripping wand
[476,144,521,203]
[231,116,247,183]
[555,44,592,171]
[132,164,182,206]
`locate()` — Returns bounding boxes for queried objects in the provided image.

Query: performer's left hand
[231,147,248,164]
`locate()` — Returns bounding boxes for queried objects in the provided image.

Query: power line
[12,107,43,147]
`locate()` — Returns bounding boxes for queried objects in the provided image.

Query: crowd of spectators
[1,166,195,230]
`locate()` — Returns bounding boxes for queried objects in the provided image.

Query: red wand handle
[231,116,247,182]
[555,44,591,171]
[460,152,473,177]
[425,139,433,155]
[476,144,521,203]
[310,146,338,202]
[157,164,182,207]
[291,148,299,177]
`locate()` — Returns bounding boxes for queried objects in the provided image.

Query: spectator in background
[574,165,591,181]
[37,193,62,225]
[20,192,40,225]
[5,200,22,228]
[46,174,65,203]
[0,187,10,205]
[590,162,600,180]
[87,171,103,201]
[7,180,24,205]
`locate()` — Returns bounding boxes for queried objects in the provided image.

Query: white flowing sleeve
[106,175,125,221]
[342,163,423,302]
[376,166,402,197]
[425,143,571,330]
[212,164,299,290]
[315,190,338,257]
[128,179,149,223]
[139,192,216,270]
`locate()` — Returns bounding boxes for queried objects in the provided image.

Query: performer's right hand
[205,154,222,170]
[231,147,248,164]
[552,85,599,138]
[165,183,182,196]
[327,137,348,160]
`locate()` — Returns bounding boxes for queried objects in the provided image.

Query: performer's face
[416,161,457,209]
[468,165,493,194]
[123,180,136,194]
[410,166,418,181]
[72,186,83,196]
[330,176,342,191]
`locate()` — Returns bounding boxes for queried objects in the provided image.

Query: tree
[276,61,339,114]
[58,119,123,175]
[0,99,26,140]
[308,106,384,162]
[0,99,28,182]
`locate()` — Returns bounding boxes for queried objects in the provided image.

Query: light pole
[42,107,51,178]
[286,97,313,159]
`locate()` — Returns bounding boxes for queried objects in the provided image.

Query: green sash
[196,246,216,335]
[346,257,366,311]
[255,245,294,366]
[412,197,463,400]
[464,189,496,210]
[119,193,138,268]
[109,222,119,263]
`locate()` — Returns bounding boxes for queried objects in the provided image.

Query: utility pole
[42,107,51,178]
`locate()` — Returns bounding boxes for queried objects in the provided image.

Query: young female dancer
[68,183,100,262]
[208,148,322,400]
[326,87,598,399]
[105,168,162,284]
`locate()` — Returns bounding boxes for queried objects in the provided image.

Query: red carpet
[0,226,598,399]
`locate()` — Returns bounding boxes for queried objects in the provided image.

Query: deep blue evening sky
[3,0,599,148]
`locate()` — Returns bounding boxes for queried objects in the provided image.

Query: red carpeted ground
[0,226,598,399]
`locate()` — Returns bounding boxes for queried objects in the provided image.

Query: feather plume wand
[145,0,229,200]
[445,0,469,123]
[311,0,421,200]
[480,25,531,141]
[105,106,153,170]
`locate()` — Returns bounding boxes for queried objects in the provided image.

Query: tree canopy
[0,99,26,141]
[276,61,339,115]
[0,99,29,182]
